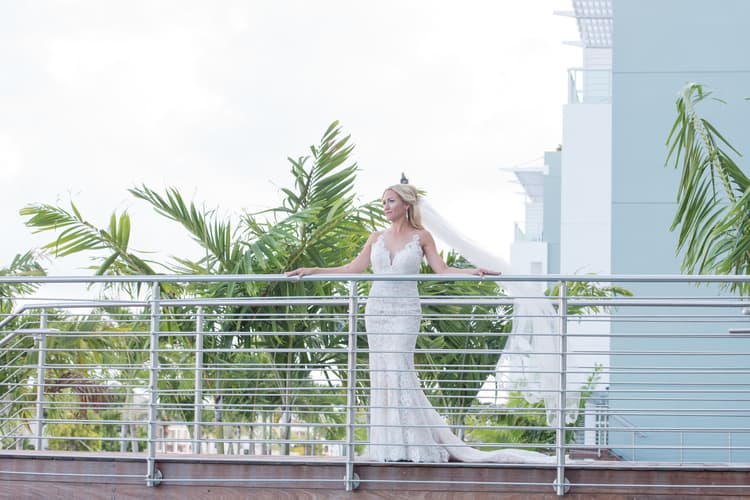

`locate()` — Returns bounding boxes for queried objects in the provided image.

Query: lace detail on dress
[370,231,422,274]
[366,231,447,462]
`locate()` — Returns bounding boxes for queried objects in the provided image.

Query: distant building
[513,0,750,462]
[509,160,549,277]
[608,0,750,463]
[510,0,613,424]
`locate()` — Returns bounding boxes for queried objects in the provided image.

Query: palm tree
[128,122,385,453]
[19,204,159,277]
[227,122,384,453]
[0,251,46,316]
[19,121,386,454]
[0,252,47,449]
[666,83,750,291]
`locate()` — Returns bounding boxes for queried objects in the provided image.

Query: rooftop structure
[556,0,613,48]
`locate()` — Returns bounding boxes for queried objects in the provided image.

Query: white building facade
[511,0,613,402]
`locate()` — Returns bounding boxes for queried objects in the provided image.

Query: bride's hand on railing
[285,267,316,278]
[474,268,501,277]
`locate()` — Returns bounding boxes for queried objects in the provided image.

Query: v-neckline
[379,231,419,266]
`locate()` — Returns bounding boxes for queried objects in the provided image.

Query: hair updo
[384,183,423,230]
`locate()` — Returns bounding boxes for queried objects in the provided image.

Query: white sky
[0,1,581,275]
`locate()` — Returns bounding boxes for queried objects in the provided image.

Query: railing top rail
[3,273,750,285]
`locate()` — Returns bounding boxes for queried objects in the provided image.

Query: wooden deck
[0,451,747,499]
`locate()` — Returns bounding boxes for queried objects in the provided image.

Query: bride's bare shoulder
[366,231,383,244]
[417,228,435,241]
[416,229,437,251]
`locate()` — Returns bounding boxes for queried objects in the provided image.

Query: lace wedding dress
[362,230,554,464]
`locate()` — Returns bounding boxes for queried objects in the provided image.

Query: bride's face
[382,189,409,222]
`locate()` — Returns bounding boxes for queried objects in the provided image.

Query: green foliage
[20,203,157,276]
[129,184,241,275]
[46,422,103,451]
[466,364,604,449]
[0,251,46,315]
[666,83,750,292]
[12,122,383,454]
[465,396,554,449]
[126,122,385,453]
[547,279,633,315]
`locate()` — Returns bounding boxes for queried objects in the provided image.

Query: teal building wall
[610,0,750,461]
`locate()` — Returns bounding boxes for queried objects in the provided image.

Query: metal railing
[0,273,748,495]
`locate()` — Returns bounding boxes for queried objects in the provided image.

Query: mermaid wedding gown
[362,231,554,464]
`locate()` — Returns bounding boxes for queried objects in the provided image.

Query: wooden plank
[0,451,747,498]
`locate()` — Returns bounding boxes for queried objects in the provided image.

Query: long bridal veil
[419,198,579,426]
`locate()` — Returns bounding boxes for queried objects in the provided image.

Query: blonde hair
[384,183,423,230]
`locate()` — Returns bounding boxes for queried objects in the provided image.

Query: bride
[286,182,554,463]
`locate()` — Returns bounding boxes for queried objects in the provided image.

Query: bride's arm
[285,232,378,278]
[420,229,499,276]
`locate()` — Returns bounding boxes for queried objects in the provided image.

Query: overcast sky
[0,1,580,275]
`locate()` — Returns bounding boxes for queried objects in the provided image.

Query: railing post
[146,282,162,487]
[193,307,204,455]
[729,432,733,463]
[33,310,48,451]
[680,432,685,464]
[344,280,360,491]
[554,281,569,496]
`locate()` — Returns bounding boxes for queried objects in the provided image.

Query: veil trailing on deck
[419,198,579,426]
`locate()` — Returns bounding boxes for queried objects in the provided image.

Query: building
[512,0,750,461]
[609,0,750,463]
[511,0,613,418]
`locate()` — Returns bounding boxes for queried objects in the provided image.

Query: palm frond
[241,121,385,274]
[0,251,46,278]
[665,83,749,288]
[19,202,157,276]
[129,185,242,273]
[0,251,47,312]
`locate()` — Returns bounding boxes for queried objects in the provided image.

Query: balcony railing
[567,67,611,104]
[0,273,748,495]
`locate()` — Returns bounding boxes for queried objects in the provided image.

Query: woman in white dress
[286,183,553,464]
